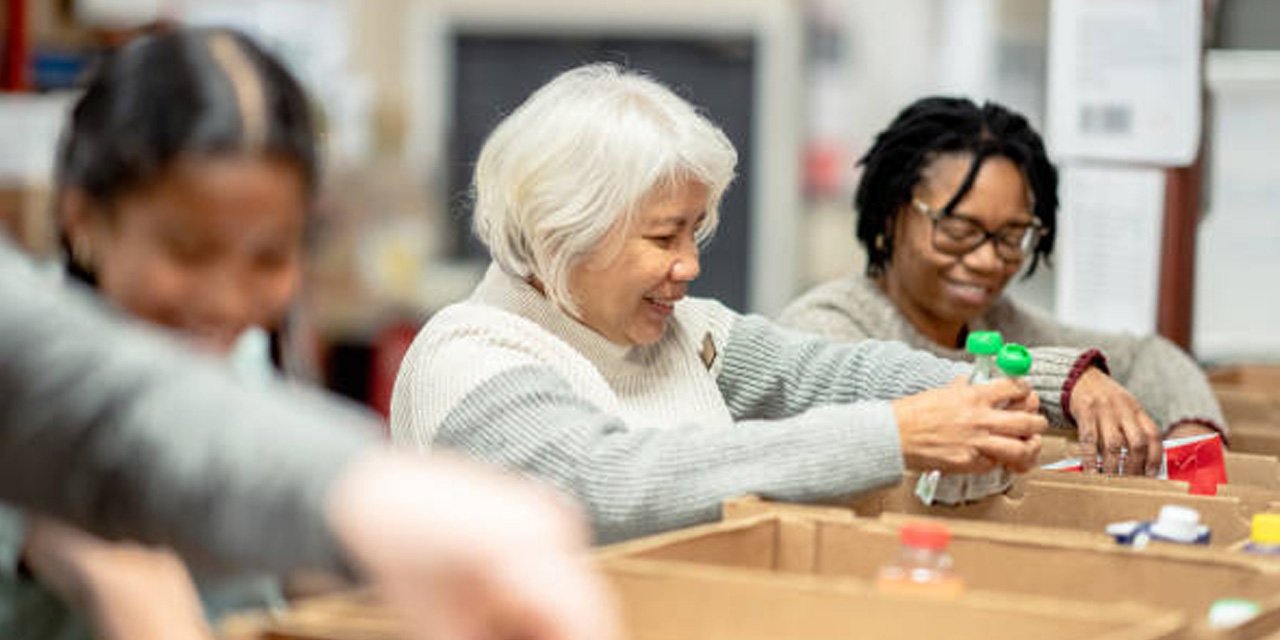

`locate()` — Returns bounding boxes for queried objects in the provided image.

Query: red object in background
[368,321,422,425]
[3,0,29,91]
[1164,433,1227,496]
[803,139,845,198]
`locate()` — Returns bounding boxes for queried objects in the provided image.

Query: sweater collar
[845,273,995,358]
[472,264,634,363]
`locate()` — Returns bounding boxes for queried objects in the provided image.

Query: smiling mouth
[643,295,680,313]
[943,279,996,303]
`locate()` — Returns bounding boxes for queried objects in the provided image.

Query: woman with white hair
[391,64,1091,543]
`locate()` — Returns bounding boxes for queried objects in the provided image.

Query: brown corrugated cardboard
[209,547,1177,640]
[228,516,1185,640]
[856,475,1262,546]
[1210,365,1280,391]
[1228,424,1280,459]
[729,472,1270,547]
[600,514,1186,640]
[678,506,1280,638]
[1211,365,1280,426]
[1215,389,1280,426]
[219,591,399,640]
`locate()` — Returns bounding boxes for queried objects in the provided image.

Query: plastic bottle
[966,331,1003,384]
[875,522,965,598]
[1243,513,1280,555]
[917,334,1032,505]
[916,333,1003,505]
[1106,505,1211,547]
[965,344,1034,497]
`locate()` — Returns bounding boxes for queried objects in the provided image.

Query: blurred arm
[0,239,378,575]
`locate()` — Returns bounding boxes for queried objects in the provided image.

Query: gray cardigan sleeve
[1001,303,1226,434]
[776,293,1088,427]
[717,314,970,419]
[0,242,378,575]
[435,362,905,544]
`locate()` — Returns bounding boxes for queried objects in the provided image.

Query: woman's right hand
[892,377,1047,474]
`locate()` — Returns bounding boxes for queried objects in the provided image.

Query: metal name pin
[699,332,717,370]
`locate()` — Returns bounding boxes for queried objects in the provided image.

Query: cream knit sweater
[391,265,1078,542]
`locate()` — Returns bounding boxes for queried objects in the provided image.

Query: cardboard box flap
[1222,453,1280,489]
[1227,426,1280,459]
[1028,468,1192,493]
[1210,365,1280,390]
[847,474,1260,546]
[602,555,1185,640]
[648,508,1280,638]
[1214,389,1280,425]
[722,494,856,523]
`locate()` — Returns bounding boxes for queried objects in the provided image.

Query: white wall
[1194,51,1280,361]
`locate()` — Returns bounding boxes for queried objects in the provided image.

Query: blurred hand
[23,516,211,640]
[893,376,1047,475]
[327,451,620,640]
[1070,367,1162,476]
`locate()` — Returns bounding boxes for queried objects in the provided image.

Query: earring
[72,239,94,270]
[874,233,886,252]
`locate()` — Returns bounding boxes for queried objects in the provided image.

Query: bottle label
[915,470,942,506]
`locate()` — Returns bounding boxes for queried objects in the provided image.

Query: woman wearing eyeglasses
[780,97,1225,476]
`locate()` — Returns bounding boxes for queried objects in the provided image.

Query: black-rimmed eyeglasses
[911,199,1044,263]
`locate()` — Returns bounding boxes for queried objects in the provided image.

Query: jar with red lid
[875,522,965,598]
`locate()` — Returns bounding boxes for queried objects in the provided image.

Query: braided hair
[854,96,1058,278]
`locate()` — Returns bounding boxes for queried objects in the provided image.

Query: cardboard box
[1210,364,1280,426]
[1210,365,1280,392]
[762,473,1271,547]
[1215,389,1280,426]
[1233,430,1280,460]
[223,518,1185,640]
[599,514,1186,640]
[701,504,1280,638]
[219,591,399,640]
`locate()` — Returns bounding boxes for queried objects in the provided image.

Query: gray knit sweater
[778,274,1226,434]
[390,265,1078,543]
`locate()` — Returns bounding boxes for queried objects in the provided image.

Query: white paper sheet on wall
[1194,51,1280,361]
[0,94,76,185]
[1055,163,1165,335]
[174,0,374,165]
[1046,0,1201,165]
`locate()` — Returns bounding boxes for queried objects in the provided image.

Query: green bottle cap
[965,331,1003,356]
[996,344,1032,377]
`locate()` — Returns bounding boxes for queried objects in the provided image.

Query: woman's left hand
[1069,367,1163,476]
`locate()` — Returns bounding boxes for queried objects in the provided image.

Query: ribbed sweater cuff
[1025,347,1108,428]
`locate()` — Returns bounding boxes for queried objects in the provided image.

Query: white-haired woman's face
[568,180,707,346]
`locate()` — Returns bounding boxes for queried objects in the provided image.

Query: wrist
[891,399,923,471]
[1061,349,1108,426]
[1165,419,1228,443]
